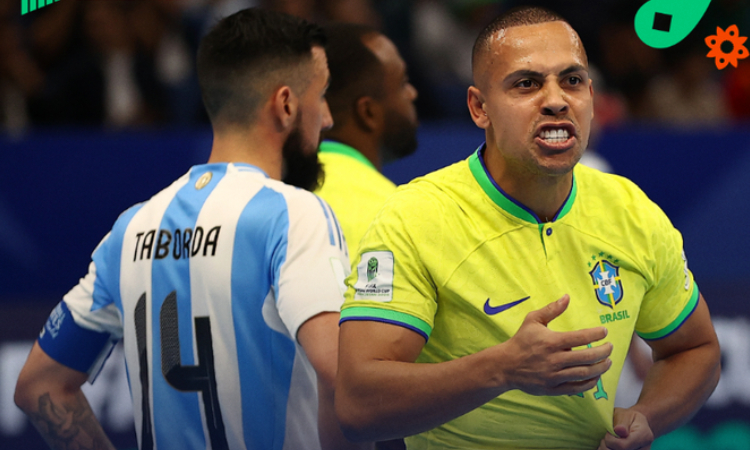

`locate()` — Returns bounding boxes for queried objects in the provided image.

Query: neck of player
[323,128,382,171]
[484,147,573,223]
[207,125,284,180]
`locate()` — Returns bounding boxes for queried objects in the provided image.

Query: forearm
[337,299,611,442]
[20,388,116,450]
[15,342,116,450]
[631,340,721,437]
[319,380,375,450]
[336,347,507,442]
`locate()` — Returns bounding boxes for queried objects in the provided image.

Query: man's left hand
[597,407,654,450]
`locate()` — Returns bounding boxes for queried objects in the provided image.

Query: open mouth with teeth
[535,123,578,153]
[540,128,570,143]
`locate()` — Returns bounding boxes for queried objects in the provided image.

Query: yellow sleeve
[341,186,439,340]
[635,202,699,340]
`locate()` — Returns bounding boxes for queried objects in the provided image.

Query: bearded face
[381,108,418,165]
[282,113,324,191]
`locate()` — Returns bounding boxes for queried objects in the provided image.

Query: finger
[603,426,649,450]
[554,342,613,368]
[545,376,601,396]
[554,327,609,350]
[549,358,612,388]
[612,407,635,438]
[613,424,629,439]
[526,294,570,327]
[603,434,639,450]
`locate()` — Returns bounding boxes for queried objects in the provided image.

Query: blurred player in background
[313,22,418,450]
[335,6,720,450]
[314,22,418,260]
[15,8,369,450]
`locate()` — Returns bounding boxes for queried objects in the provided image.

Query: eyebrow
[503,64,588,84]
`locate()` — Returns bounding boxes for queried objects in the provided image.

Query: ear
[271,85,299,131]
[467,86,489,129]
[354,96,383,133]
[589,78,595,122]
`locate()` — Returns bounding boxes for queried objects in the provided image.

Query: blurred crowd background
[2,2,750,448]
[1,0,750,136]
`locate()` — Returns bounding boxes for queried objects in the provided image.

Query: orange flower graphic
[706,25,748,70]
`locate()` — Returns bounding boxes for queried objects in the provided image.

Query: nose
[541,82,568,116]
[321,100,333,131]
[408,82,418,102]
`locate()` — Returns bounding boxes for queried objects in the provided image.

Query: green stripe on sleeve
[637,281,700,340]
[340,306,432,338]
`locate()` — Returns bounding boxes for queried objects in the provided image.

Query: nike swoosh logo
[483,296,531,315]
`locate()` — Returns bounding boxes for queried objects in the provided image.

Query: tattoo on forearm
[28,392,114,450]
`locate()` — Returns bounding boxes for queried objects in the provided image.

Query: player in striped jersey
[15,8,368,450]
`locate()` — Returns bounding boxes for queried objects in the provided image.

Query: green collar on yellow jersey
[319,140,376,170]
[468,145,577,225]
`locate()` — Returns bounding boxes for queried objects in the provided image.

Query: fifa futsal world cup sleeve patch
[353,251,394,302]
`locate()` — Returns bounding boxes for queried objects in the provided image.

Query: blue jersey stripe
[151,165,227,449]
[92,203,145,313]
[314,196,336,246]
[328,203,345,253]
[45,163,342,449]
[232,187,296,449]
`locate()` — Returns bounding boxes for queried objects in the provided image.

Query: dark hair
[472,6,586,74]
[197,8,326,127]
[322,23,386,130]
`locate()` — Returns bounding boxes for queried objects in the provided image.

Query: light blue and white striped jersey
[38,162,349,450]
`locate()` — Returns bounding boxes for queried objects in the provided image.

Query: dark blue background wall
[1,121,749,304]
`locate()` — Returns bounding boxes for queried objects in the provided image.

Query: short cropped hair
[197,8,326,127]
[322,23,386,130]
[472,6,586,77]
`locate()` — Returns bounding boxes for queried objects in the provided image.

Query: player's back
[87,162,340,449]
[315,142,398,258]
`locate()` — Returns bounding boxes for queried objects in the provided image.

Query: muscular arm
[636,294,720,434]
[335,295,613,442]
[298,312,374,450]
[600,294,721,450]
[14,342,116,450]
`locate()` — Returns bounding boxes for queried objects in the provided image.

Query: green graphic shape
[21,0,58,15]
[634,0,712,48]
[366,257,378,281]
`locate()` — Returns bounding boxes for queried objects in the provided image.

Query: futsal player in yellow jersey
[342,149,699,448]
[317,140,399,258]
[335,6,721,450]
[315,24,418,258]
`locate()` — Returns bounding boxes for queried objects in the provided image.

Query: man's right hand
[497,294,613,396]
[336,294,614,442]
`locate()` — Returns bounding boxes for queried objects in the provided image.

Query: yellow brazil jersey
[340,146,699,450]
[315,140,398,259]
